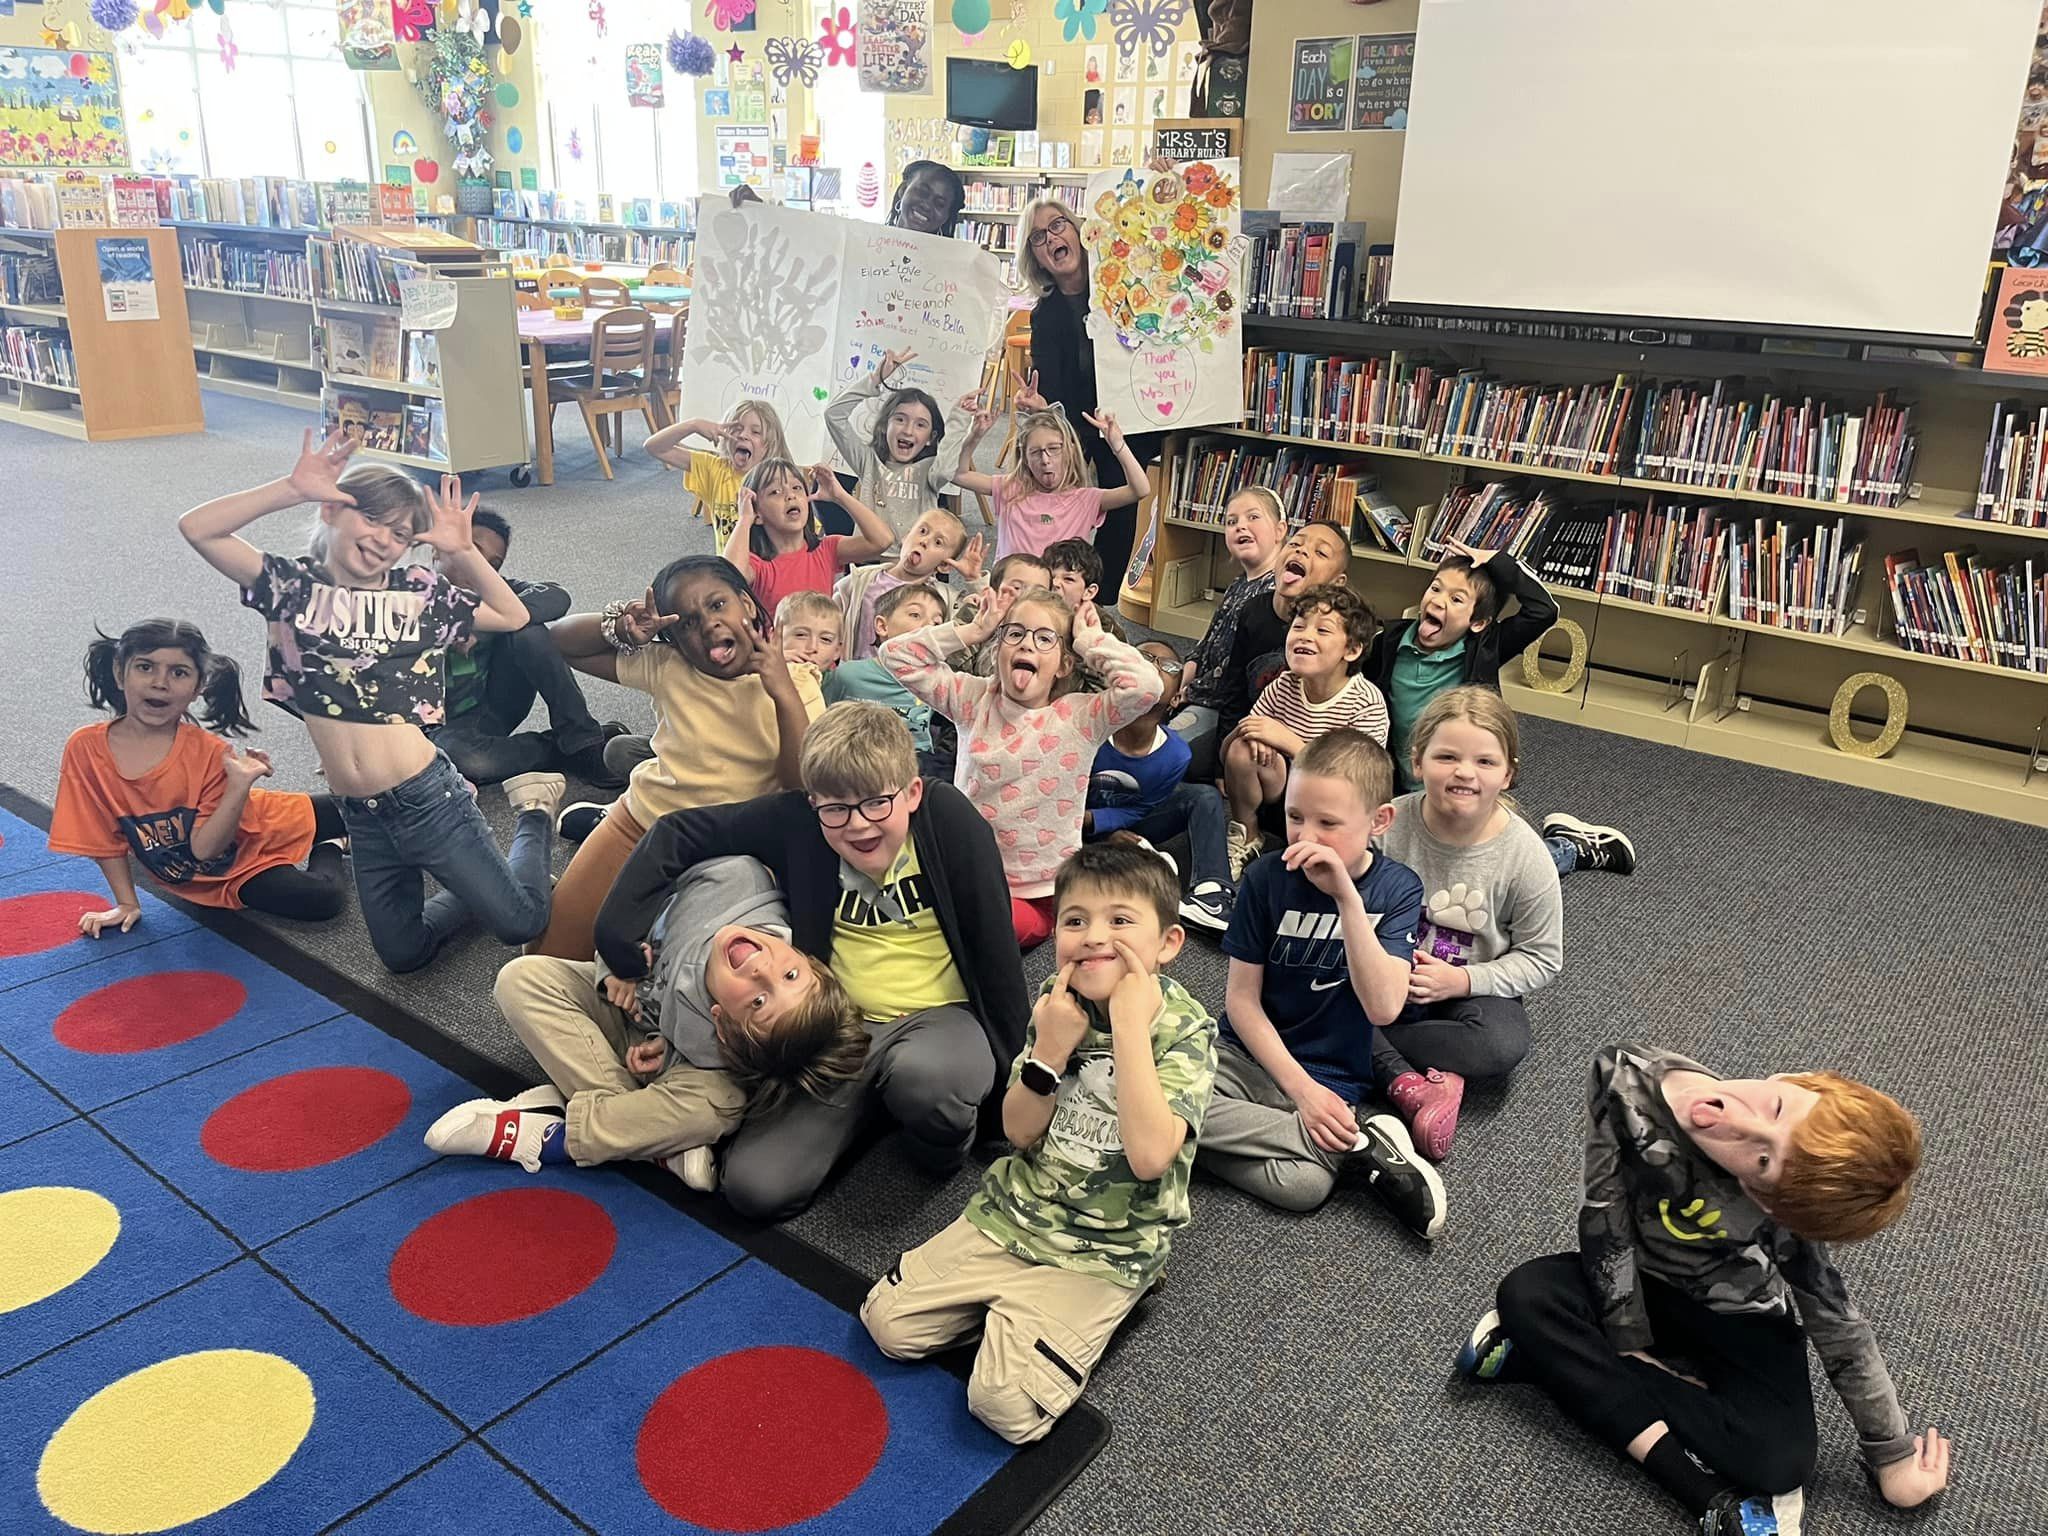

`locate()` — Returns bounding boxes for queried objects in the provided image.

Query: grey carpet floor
[3,395,2044,1535]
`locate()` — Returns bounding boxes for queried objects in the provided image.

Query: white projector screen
[1389,0,2041,340]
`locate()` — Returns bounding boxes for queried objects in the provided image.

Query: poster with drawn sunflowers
[1081,158,1243,430]
[0,48,129,169]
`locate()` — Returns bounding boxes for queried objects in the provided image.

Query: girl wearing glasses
[879,585,1161,948]
[951,405,1150,564]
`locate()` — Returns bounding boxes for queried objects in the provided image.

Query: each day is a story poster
[1289,36,1351,133]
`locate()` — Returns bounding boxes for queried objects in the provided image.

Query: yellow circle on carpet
[0,1187,120,1314]
[38,1350,315,1533]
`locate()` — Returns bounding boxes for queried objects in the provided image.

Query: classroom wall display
[338,0,399,70]
[857,0,934,95]
[0,48,128,169]
[1288,36,1351,132]
[715,125,772,188]
[679,197,1010,460]
[624,43,664,106]
[1350,33,1414,131]
[1081,158,1244,431]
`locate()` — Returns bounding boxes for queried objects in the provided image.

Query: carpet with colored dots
[0,793,1106,1536]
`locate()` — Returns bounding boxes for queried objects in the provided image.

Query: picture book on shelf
[1353,487,1412,555]
[404,331,441,388]
[426,401,448,461]
[366,404,404,453]
[324,318,368,376]
[1983,265,2048,379]
[367,318,401,380]
[403,404,433,459]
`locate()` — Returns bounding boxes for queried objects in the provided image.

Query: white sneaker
[666,1145,719,1192]
[1178,880,1232,933]
[1226,821,1260,882]
[422,1083,567,1172]
[504,771,567,819]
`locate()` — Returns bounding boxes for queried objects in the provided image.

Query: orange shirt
[50,721,318,909]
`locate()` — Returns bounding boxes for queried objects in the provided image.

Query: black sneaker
[1456,1307,1517,1381]
[557,739,628,790]
[1542,812,1637,875]
[557,801,607,843]
[1177,880,1232,933]
[1350,1113,1447,1240]
[1700,1490,1805,1536]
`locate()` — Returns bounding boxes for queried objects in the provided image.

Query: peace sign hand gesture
[1015,369,1048,413]
[878,347,917,387]
[618,584,682,647]
[1081,408,1126,454]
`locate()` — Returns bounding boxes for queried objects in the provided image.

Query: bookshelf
[957,168,1090,279]
[461,216,693,269]
[173,220,321,413]
[1133,315,2048,828]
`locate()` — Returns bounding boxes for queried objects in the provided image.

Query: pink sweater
[880,621,1163,898]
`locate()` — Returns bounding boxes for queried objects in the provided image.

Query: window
[810,1,887,220]
[121,3,373,180]
[537,0,699,214]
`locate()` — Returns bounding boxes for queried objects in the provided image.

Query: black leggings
[238,795,348,923]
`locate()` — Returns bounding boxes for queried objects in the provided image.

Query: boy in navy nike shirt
[1198,730,1447,1239]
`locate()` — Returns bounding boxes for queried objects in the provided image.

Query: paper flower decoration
[764,34,820,87]
[818,5,857,67]
[1086,161,1239,352]
[1056,0,1106,43]
[668,30,716,74]
[454,1,490,43]
[391,0,435,43]
[1108,0,1188,62]
[1005,38,1031,69]
[706,0,755,26]
[89,0,138,33]
[216,18,236,69]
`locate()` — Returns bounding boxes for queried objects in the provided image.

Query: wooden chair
[554,306,662,479]
[513,289,552,311]
[644,263,686,287]
[646,301,686,430]
[971,310,1035,524]
[580,274,631,309]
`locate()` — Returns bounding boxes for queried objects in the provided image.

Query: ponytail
[197,654,257,737]
[82,619,257,738]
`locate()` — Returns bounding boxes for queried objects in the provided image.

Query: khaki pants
[860,1215,1142,1445]
[527,799,647,961]
[493,953,747,1164]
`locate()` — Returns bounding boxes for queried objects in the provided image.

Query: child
[1170,486,1289,778]
[433,856,867,1191]
[52,620,347,931]
[1216,520,1355,746]
[948,551,1050,677]
[1223,583,1387,876]
[774,590,845,670]
[862,840,1217,1445]
[953,406,1151,563]
[595,703,1029,1221]
[1203,730,1447,1240]
[824,346,977,545]
[1043,537,1105,612]
[1379,686,1563,1157]
[824,582,949,759]
[645,401,790,548]
[880,587,1162,949]
[724,458,895,616]
[1459,1043,1946,1535]
[835,504,984,661]
[178,432,561,974]
[534,555,824,961]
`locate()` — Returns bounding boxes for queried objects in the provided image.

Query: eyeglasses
[998,624,1064,652]
[810,790,904,828]
[1026,215,1075,250]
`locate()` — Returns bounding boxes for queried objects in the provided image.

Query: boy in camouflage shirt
[863,841,1217,1444]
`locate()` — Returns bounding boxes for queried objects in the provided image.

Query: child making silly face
[776,591,845,670]
[727,460,893,617]
[839,507,982,663]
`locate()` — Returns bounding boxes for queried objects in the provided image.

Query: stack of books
[1243,348,1439,449]
[0,325,77,386]
[1426,371,1636,475]
[307,239,408,305]
[1595,503,1730,613]
[1634,382,1917,508]
[1172,437,1361,529]
[1240,213,1368,321]
[1884,547,2047,672]
[179,239,313,300]
[1522,505,1616,593]
[1724,515,1864,634]
[1974,401,2048,528]
[0,251,62,306]
[1421,482,1562,561]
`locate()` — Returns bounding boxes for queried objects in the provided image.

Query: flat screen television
[946,59,1039,131]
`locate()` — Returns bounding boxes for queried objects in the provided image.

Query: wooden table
[517,308,678,487]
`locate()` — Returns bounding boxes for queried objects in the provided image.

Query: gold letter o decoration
[1520,618,1588,694]
[1828,672,1908,758]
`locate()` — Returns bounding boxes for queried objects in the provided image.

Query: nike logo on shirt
[1309,978,1346,991]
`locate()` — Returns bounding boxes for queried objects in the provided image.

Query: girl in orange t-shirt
[51,620,347,935]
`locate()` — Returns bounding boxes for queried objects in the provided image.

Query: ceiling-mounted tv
[947,59,1039,131]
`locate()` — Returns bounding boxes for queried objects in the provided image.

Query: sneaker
[557,801,608,843]
[1178,879,1233,933]
[422,1084,568,1172]
[603,732,655,779]
[1350,1113,1448,1240]
[1456,1307,1516,1381]
[1541,812,1637,875]
[665,1145,719,1193]
[1701,1490,1805,1536]
[504,771,567,820]
[1386,1068,1466,1161]
[1226,821,1260,882]
[557,738,628,790]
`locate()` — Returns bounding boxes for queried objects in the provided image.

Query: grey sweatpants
[1193,1044,1350,1214]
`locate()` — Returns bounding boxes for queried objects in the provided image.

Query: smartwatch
[1019,1057,1062,1096]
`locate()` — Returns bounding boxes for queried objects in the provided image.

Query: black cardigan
[1361,552,1561,694]
[594,781,1030,1073]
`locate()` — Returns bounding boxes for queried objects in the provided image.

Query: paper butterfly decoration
[455,1,490,43]
[817,4,856,66]
[764,34,820,87]
[706,0,755,26]
[1055,0,1106,43]
[1108,0,1188,63]
[392,0,435,43]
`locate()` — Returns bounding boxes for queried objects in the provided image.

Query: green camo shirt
[965,974,1217,1289]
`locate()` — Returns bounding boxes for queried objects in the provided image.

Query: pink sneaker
[1386,1069,1464,1162]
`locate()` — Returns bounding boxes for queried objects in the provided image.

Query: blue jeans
[1547,836,1576,876]
[1132,781,1231,891]
[338,751,554,974]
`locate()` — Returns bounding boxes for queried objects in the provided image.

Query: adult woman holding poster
[1015,196,1161,608]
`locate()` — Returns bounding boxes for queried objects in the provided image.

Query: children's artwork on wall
[1174,38,1198,83]
[1083,87,1103,124]
[681,197,1009,460]
[1081,157,1243,431]
[625,42,664,105]
[1109,128,1134,166]
[856,0,931,94]
[1111,86,1135,125]
[0,47,127,167]
[1080,127,1103,166]
[337,0,399,69]
[1113,41,1137,83]
[1084,44,1105,85]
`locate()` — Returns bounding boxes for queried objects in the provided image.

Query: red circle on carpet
[201,1067,413,1172]
[636,1346,888,1531]
[0,891,106,959]
[52,970,248,1054]
[389,1187,615,1325]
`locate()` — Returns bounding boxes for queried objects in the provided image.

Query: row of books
[1,325,77,387]
[957,218,1018,253]
[179,239,313,301]
[163,176,328,230]
[1432,372,1636,476]
[326,389,448,462]
[517,191,692,229]
[1421,482,1563,562]
[1593,504,1730,615]
[1885,548,2048,672]
[1240,216,1376,322]
[1725,516,1864,636]
[1973,401,2048,528]
[466,218,691,267]
[1246,348,1440,448]
[318,316,400,381]
[0,252,61,307]
[307,239,407,306]
[962,181,1035,212]
[1171,438,1360,528]
[1633,381,1915,508]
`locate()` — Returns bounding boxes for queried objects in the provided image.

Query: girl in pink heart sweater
[879,586,1161,948]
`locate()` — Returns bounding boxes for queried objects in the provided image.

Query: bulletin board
[0,48,130,169]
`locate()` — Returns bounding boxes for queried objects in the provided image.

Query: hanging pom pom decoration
[668,30,717,75]
[856,161,880,209]
[818,5,857,67]
[89,0,139,34]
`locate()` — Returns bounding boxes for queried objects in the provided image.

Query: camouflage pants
[862,1216,1141,1445]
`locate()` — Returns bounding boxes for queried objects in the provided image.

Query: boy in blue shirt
[1200,729,1446,1239]
[823,582,948,759]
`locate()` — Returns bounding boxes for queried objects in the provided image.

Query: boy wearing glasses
[595,703,1029,1222]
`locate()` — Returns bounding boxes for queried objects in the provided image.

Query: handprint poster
[1080,159,1245,431]
[681,197,1009,461]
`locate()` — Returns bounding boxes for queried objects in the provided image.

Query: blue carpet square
[0,1260,460,1536]
[0,926,345,1110]
[0,1051,73,1151]
[336,1444,581,1535]
[99,1015,479,1246]
[267,1157,741,1429]
[0,863,198,992]
[0,1119,238,1375]
[488,1258,1016,1536]
[0,807,68,880]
